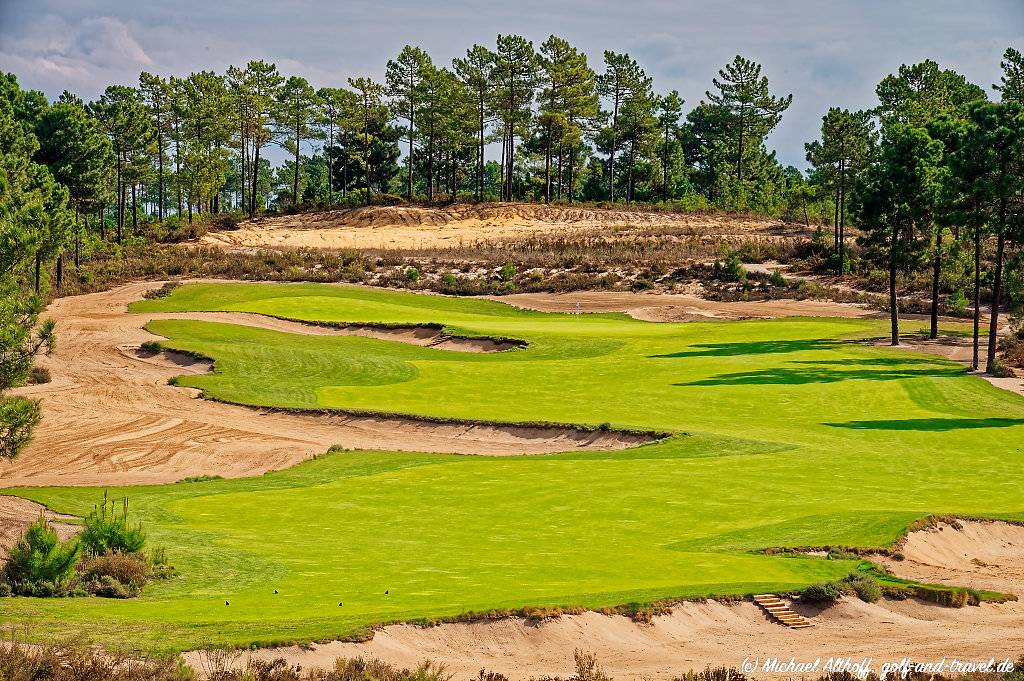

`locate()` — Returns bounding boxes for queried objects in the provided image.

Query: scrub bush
[2,517,80,596]
[79,492,146,556]
[799,581,842,604]
[78,552,148,597]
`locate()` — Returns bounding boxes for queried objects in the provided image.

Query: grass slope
[4,281,1024,652]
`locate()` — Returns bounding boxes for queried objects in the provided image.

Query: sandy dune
[0,282,649,488]
[203,203,804,251]
[192,520,1024,679]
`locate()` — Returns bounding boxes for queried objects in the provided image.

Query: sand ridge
[202,203,805,251]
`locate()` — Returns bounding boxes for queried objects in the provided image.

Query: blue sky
[1,0,1020,168]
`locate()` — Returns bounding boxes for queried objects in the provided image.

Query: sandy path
[0,282,647,488]
[190,520,1024,679]
[202,203,803,251]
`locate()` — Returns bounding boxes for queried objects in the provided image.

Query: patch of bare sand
[0,282,648,488]
[202,203,803,251]
[875,520,1024,595]
[145,310,523,352]
[191,520,1024,679]
[490,290,878,321]
[0,496,78,560]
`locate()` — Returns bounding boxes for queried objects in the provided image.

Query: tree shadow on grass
[676,365,965,386]
[824,417,1024,431]
[652,338,841,358]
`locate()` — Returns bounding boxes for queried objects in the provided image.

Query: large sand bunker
[192,519,1024,680]
[202,203,804,251]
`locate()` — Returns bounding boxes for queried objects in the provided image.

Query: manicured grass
[4,281,1024,652]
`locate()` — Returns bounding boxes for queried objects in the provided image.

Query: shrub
[144,281,180,300]
[989,358,1016,378]
[947,289,969,316]
[844,572,881,603]
[769,270,785,287]
[1001,335,1024,369]
[799,581,842,604]
[210,213,242,231]
[78,552,148,597]
[405,267,420,283]
[499,260,517,282]
[27,366,51,384]
[79,492,146,556]
[2,517,81,596]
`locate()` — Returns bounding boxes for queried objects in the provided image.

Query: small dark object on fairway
[274,589,279,594]
[384,590,389,595]
[225,600,229,605]
[339,602,343,607]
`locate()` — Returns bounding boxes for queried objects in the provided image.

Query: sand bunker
[0,282,648,488]
[147,310,525,353]
[202,203,804,251]
[0,496,78,560]
[490,290,879,322]
[190,519,1024,679]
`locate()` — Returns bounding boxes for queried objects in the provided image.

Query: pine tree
[597,52,645,201]
[275,76,320,207]
[89,85,152,242]
[386,46,433,200]
[705,56,792,187]
[491,35,539,201]
[804,108,876,274]
[34,98,113,273]
[656,91,685,201]
[453,45,495,201]
[851,125,943,346]
[876,60,986,127]
[995,47,1024,105]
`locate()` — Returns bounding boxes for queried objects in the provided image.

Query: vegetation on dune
[0,282,1021,650]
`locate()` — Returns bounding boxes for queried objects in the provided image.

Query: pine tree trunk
[973,222,981,370]
[930,228,942,340]
[544,120,552,204]
[889,223,900,346]
[986,205,1008,373]
[838,160,846,275]
[608,95,618,201]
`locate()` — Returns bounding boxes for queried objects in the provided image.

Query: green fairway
[4,281,1024,652]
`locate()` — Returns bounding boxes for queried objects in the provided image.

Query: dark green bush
[799,581,842,604]
[405,267,420,282]
[2,517,81,596]
[79,493,146,556]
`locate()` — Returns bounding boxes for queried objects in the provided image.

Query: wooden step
[752,593,814,628]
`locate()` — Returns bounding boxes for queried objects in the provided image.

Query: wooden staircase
[753,594,814,628]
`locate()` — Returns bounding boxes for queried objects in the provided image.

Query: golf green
[3,282,1023,652]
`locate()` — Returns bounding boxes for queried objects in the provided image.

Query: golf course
[3,281,1024,653]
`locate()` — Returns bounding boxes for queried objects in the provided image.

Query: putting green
[3,282,1024,652]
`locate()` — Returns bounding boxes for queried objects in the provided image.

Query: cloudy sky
[1,0,1020,168]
